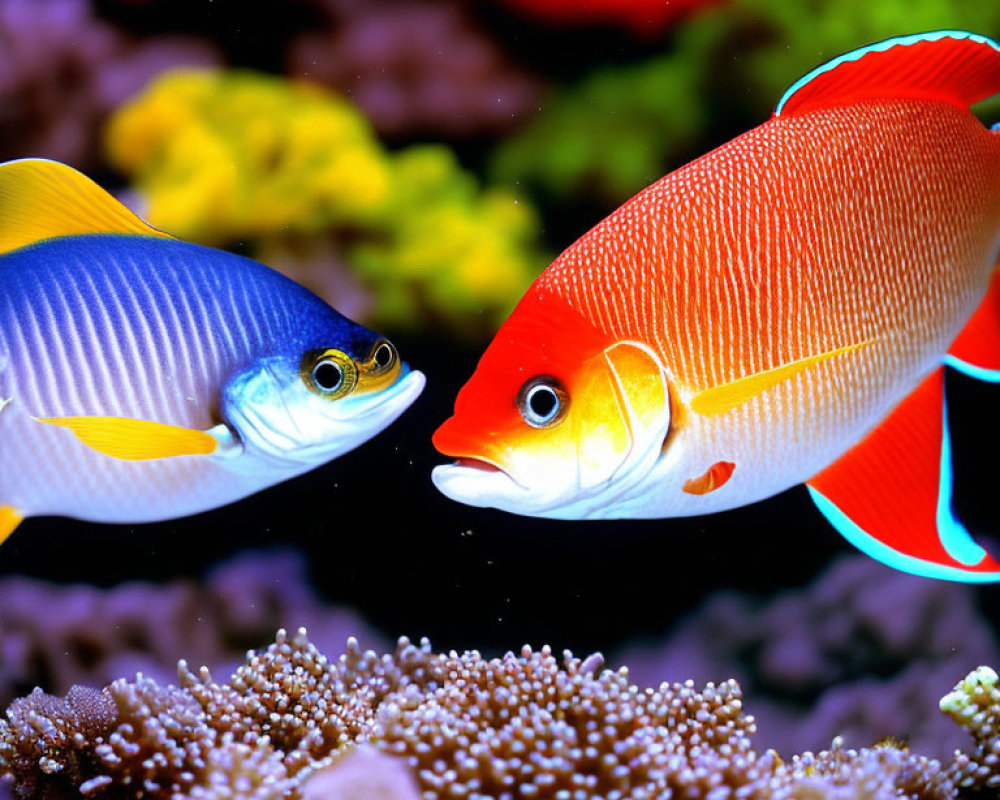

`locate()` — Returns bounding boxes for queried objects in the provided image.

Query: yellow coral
[105,69,543,335]
[107,70,392,244]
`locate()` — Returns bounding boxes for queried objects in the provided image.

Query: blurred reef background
[2,0,1000,784]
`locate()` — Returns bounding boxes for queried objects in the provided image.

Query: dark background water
[5,339,998,658]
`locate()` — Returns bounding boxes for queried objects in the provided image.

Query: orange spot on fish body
[682,461,736,495]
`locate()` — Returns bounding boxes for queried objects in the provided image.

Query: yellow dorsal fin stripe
[35,415,217,461]
[0,506,23,547]
[690,340,875,417]
[0,158,173,255]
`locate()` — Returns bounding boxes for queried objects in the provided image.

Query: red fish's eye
[517,377,568,428]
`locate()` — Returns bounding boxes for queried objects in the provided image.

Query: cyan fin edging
[809,487,998,582]
[944,354,1000,382]
[935,394,987,565]
[807,392,997,582]
[775,30,1000,117]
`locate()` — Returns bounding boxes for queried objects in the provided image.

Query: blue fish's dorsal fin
[775,31,1000,118]
[0,158,173,256]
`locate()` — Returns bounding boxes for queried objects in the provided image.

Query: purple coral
[287,0,543,138]
[0,0,220,166]
[0,549,385,710]
[0,628,995,799]
[616,555,1000,760]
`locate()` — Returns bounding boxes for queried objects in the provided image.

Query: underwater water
[2,1,1000,798]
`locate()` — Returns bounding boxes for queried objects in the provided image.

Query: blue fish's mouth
[221,359,424,470]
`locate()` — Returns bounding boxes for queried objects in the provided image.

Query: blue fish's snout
[220,352,423,473]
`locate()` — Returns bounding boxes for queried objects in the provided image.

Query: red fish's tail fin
[807,367,1000,583]
[775,31,1000,118]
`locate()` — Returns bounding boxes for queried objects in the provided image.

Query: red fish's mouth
[454,457,502,473]
[432,416,509,475]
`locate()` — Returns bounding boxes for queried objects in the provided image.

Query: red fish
[432,31,1000,582]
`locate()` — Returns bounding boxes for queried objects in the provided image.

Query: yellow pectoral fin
[35,415,219,461]
[690,340,875,417]
[0,159,173,255]
[0,507,23,546]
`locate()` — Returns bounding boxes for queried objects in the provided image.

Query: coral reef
[0,549,384,712]
[0,0,220,166]
[615,555,1000,760]
[105,69,545,334]
[1,628,997,799]
[490,0,1000,207]
[490,42,709,207]
[940,666,1000,791]
[287,0,543,139]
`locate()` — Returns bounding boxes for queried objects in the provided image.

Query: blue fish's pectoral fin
[944,270,1000,382]
[0,507,22,547]
[0,159,173,256]
[806,367,1000,582]
[775,31,1000,118]
[33,415,238,461]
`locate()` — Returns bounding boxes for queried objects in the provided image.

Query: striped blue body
[0,233,419,523]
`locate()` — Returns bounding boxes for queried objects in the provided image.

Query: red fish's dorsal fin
[806,367,1000,582]
[945,269,1000,381]
[775,31,1000,118]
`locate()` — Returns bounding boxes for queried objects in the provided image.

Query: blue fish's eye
[302,349,358,399]
[373,341,395,372]
[313,361,343,392]
[518,377,568,428]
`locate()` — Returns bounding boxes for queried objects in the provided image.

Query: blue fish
[0,159,424,543]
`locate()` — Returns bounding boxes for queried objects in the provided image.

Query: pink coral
[0,549,384,710]
[616,555,1000,760]
[287,0,542,138]
[0,0,220,166]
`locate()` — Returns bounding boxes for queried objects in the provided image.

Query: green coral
[105,69,544,335]
[491,49,708,205]
[491,0,1000,208]
[728,0,1000,119]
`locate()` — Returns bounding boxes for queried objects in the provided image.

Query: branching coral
[105,69,544,335]
[940,666,1000,791]
[0,0,220,167]
[1,628,997,799]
